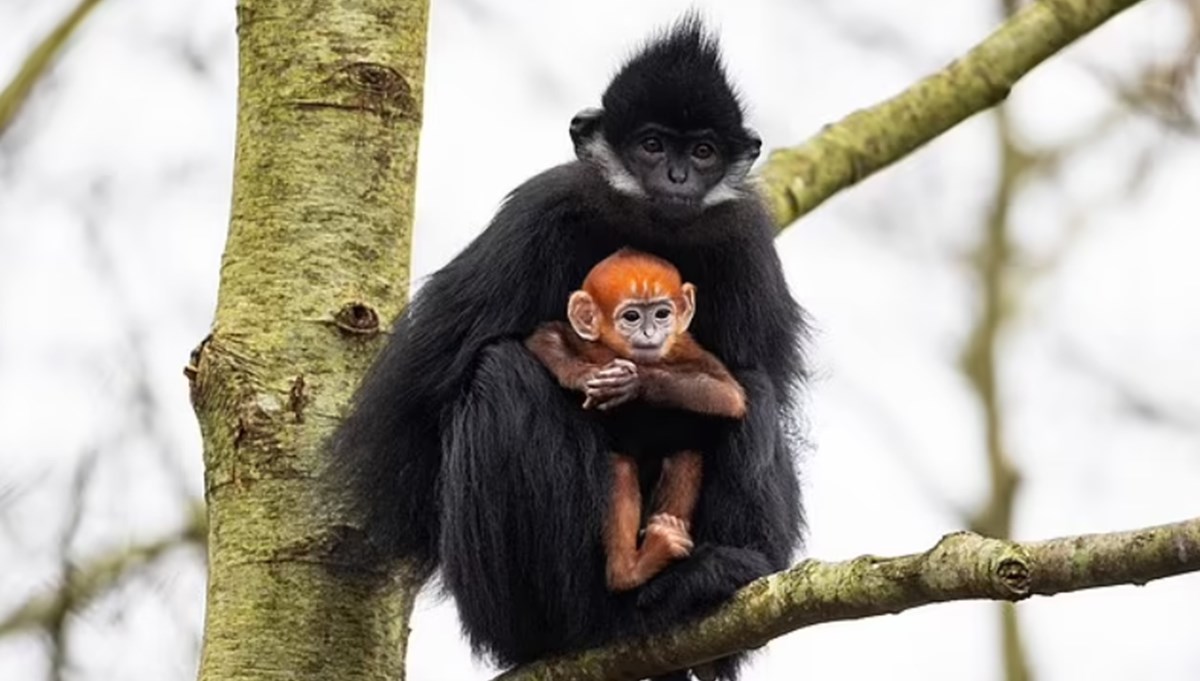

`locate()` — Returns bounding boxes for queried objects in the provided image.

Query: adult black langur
[328,15,808,681]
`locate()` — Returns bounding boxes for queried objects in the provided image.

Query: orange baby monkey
[525,248,747,591]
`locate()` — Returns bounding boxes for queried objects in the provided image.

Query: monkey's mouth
[627,346,664,361]
[649,194,702,220]
[653,193,698,206]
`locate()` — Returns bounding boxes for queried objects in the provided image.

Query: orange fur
[580,248,693,359]
[582,248,684,315]
[524,250,750,593]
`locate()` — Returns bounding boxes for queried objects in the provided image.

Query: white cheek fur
[584,137,755,207]
[702,155,754,207]
[582,138,647,198]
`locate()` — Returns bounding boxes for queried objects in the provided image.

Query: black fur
[602,15,755,153]
[328,17,807,681]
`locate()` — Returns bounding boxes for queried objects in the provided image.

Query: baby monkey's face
[612,297,678,362]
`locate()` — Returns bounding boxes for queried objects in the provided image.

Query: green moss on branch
[758,0,1148,228]
[500,517,1200,681]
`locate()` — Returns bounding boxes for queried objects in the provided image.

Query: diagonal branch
[758,0,1147,229]
[499,517,1200,681]
[0,0,105,136]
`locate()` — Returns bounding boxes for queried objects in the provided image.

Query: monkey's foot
[644,514,694,560]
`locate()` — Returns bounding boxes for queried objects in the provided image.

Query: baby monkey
[525,248,746,591]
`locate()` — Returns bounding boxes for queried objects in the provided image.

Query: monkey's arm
[638,358,747,419]
[525,323,603,392]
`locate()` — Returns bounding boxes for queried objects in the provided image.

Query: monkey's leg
[650,450,703,529]
[605,454,645,591]
[607,454,695,590]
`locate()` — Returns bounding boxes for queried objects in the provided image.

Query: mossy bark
[501,518,1200,681]
[184,0,1162,678]
[191,2,430,680]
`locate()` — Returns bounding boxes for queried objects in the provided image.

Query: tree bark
[188,0,1164,679]
[500,517,1200,681]
[191,2,430,680]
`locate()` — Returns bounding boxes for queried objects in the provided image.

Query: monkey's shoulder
[500,162,608,214]
[527,321,616,362]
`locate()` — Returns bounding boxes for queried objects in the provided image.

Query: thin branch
[47,449,99,680]
[758,0,1147,228]
[499,517,1200,681]
[0,0,105,136]
[0,502,205,638]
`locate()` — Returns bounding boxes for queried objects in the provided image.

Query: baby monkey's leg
[604,454,694,591]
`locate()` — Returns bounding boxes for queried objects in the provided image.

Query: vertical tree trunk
[191,1,431,679]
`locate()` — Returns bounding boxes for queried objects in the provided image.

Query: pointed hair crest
[601,14,751,150]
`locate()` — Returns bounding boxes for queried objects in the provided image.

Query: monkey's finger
[594,367,633,379]
[648,513,683,529]
[603,359,636,374]
[664,535,693,558]
[593,383,633,393]
[588,375,628,385]
[591,379,638,392]
[587,385,635,399]
[587,380,635,391]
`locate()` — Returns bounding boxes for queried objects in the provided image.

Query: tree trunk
[191,1,431,679]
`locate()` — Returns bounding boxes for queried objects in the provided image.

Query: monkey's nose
[668,166,688,184]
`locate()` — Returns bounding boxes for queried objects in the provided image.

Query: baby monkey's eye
[622,310,641,323]
[654,308,671,320]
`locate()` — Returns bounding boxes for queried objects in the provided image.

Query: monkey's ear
[570,108,604,153]
[568,290,602,341]
[677,283,697,331]
[743,128,763,161]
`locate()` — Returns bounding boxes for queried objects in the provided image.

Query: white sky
[1,0,1199,679]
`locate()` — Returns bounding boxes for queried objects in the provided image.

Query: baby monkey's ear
[568,290,602,341]
[677,283,697,332]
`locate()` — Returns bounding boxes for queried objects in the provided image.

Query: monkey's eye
[692,142,716,160]
[654,308,671,320]
[640,137,664,154]
[622,310,641,323]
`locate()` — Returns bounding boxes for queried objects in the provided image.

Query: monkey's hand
[583,359,639,410]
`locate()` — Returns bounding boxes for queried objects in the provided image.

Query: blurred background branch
[0,503,204,638]
[3,0,1200,679]
[0,0,104,136]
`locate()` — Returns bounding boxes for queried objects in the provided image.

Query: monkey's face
[610,298,679,362]
[569,109,761,217]
[570,251,697,362]
[619,125,727,214]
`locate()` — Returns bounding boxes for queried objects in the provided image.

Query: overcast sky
[1,0,1199,679]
